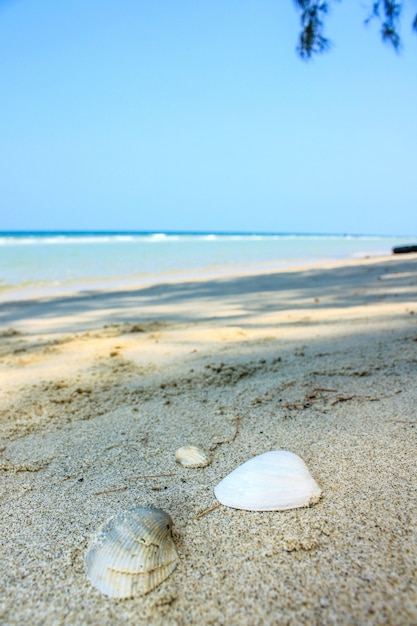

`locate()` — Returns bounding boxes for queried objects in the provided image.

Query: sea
[0,231,412,301]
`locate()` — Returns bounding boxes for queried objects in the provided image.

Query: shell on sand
[214,450,322,511]
[175,446,210,468]
[85,506,178,599]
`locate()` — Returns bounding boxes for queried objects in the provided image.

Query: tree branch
[294,0,417,58]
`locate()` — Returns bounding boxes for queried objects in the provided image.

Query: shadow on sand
[0,256,416,334]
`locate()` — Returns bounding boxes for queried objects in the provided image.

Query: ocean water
[0,231,411,300]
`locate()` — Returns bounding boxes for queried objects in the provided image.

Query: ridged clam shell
[214,450,322,511]
[175,446,210,468]
[85,506,178,598]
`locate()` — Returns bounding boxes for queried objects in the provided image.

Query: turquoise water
[0,231,412,298]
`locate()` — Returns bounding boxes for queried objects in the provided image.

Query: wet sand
[0,254,416,625]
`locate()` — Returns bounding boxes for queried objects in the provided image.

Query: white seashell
[85,506,178,598]
[175,446,210,468]
[214,450,322,511]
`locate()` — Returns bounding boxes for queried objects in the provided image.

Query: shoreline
[1,254,416,625]
[0,252,388,305]
[1,232,413,305]
[0,251,412,316]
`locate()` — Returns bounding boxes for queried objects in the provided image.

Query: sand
[0,254,416,625]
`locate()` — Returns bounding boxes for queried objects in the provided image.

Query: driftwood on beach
[392,244,417,254]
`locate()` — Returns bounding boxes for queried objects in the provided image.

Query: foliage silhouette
[294,1,417,58]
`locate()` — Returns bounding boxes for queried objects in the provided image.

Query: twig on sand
[284,388,381,411]
[124,473,173,481]
[304,387,337,402]
[230,415,240,442]
[209,415,241,452]
[330,395,379,406]
[330,395,356,405]
[94,485,128,495]
[195,503,220,520]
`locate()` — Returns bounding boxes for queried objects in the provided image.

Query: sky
[0,0,416,236]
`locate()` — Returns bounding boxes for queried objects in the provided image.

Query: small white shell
[175,446,210,468]
[214,450,322,511]
[85,506,178,598]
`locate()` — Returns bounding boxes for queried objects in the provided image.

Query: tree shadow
[0,256,416,334]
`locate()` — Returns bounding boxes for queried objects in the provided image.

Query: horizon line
[0,230,414,238]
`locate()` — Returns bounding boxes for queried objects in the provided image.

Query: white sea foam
[0,232,390,247]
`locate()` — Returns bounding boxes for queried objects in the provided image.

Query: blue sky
[0,0,416,235]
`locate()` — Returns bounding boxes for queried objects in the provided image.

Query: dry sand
[0,254,416,625]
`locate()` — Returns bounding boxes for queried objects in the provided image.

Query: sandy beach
[0,253,416,625]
